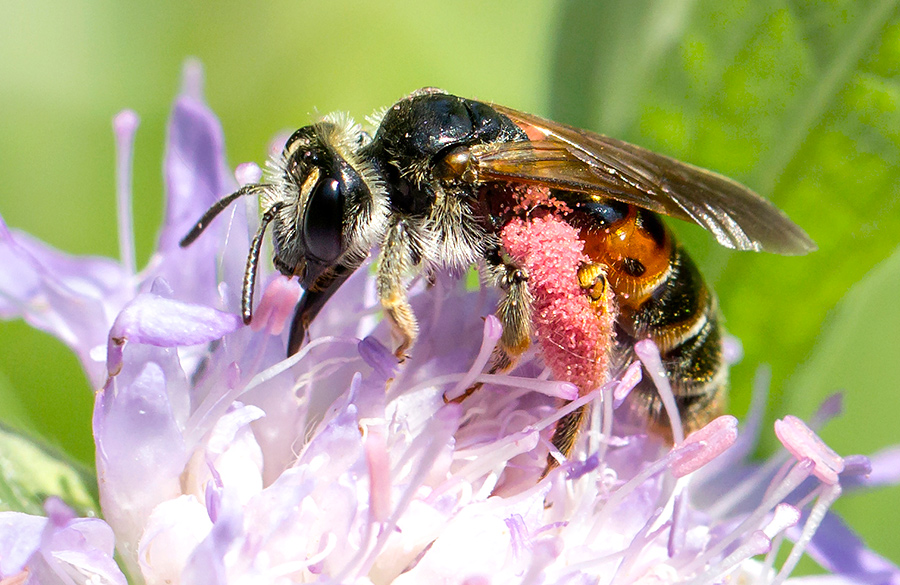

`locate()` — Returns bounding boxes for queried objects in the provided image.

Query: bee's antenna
[242,203,285,325]
[179,184,263,247]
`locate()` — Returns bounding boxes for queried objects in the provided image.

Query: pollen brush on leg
[499,209,618,470]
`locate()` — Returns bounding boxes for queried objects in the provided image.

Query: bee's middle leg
[490,254,533,375]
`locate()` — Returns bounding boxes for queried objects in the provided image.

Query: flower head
[1,62,898,585]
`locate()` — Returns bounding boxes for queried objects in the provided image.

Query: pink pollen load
[500,212,617,396]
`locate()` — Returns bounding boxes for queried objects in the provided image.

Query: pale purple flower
[0,498,124,585]
[1,62,898,585]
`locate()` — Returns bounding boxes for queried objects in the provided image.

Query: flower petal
[0,217,132,385]
[158,63,237,254]
[803,511,900,585]
[0,508,125,585]
[0,512,44,575]
[107,293,242,375]
[94,349,189,576]
[152,61,249,314]
[138,495,213,585]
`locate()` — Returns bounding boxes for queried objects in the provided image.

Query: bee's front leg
[377,218,420,360]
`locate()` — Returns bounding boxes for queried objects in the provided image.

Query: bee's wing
[471,104,815,255]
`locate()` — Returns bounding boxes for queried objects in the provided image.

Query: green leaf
[786,244,900,451]
[0,369,34,432]
[0,422,99,516]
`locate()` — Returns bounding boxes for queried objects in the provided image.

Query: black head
[270,122,368,289]
[180,115,388,330]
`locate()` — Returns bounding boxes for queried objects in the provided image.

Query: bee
[181,88,814,465]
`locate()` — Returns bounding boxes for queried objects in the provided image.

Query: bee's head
[268,120,374,289]
[180,114,387,326]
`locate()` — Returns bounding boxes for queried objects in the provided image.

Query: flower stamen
[775,415,845,485]
[772,483,842,585]
[444,315,502,402]
[668,416,738,478]
[113,110,139,277]
[635,339,684,444]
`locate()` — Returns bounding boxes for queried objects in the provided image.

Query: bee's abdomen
[578,205,726,435]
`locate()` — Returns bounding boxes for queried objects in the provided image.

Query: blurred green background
[1,0,898,568]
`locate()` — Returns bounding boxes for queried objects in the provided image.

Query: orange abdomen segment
[574,203,726,435]
[579,205,673,313]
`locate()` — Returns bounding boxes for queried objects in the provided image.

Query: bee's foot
[442,382,482,404]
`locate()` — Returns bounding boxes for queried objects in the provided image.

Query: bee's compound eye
[303,177,344,263]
